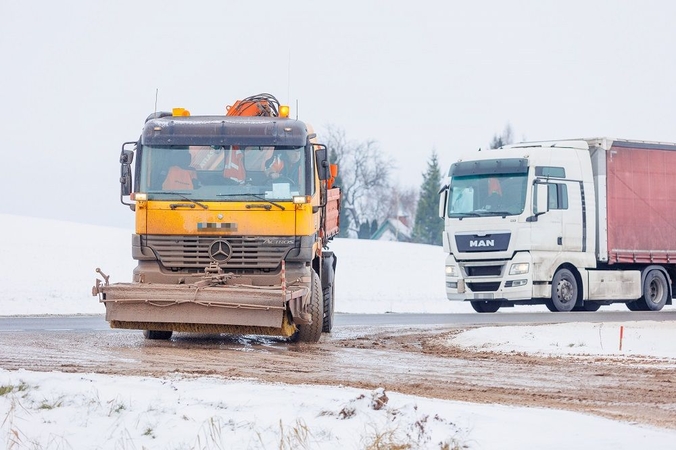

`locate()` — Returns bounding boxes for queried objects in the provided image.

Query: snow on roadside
[2,369,674,450]
[447,321,676,360]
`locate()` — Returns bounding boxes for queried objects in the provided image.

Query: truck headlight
[445,265,458,277]
[509,263,530,275]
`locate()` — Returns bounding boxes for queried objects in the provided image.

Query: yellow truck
[93,94,340,343]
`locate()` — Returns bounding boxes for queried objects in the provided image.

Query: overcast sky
[2,1,675,228]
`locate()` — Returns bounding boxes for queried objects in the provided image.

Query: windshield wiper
[450,212,482,220]
[217,193,285,210]
[483,210,512,217]
[250,194,285,210]
[160,192,208,209]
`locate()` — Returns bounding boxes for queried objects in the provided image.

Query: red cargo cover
[607,142,676,264]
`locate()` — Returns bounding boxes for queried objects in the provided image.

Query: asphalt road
[1,309,674,333]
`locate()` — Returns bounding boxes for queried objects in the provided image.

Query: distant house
[371,216,412,242]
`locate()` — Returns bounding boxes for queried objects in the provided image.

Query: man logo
[469,239,495,247]
[209,240,233,262]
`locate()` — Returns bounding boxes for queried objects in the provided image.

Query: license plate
[474,293,494,300]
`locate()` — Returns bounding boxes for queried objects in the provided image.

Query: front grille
[144,235,295,270]
[466,282,501,292]
[465,265,503,277]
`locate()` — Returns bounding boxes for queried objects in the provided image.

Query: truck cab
[439,138,675,313]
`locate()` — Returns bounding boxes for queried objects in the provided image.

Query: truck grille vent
[466,282,501,292]
[465,265,502,277]
[144,235,294,270]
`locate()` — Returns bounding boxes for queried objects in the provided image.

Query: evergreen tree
[411,151,444,245]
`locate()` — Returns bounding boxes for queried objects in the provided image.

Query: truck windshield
[447,173,528,217]
[137,145,310,201]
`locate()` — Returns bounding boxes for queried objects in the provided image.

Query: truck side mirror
[533,182,549,217]
[119,142,137,209]
[120,164,132,196]
[438,185,449,218]
[120,149,134,165]
[314,145,330,181]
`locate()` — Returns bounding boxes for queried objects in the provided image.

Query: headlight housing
[509,262,530,275]
[445,265,459,277]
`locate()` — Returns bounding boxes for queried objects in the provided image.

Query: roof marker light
[172,107,191,117]
[279,105,290,118]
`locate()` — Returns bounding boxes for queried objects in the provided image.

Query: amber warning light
[172,107,191,117]
[279,105,290,118]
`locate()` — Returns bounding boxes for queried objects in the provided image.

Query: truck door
[532,180,583,252]
[559,181,584,252]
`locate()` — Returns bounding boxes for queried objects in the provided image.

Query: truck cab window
[536,166,566,178]
[548,183,568,210]
[139,145,309,200]
[447,173,528,217]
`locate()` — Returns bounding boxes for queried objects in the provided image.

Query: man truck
[439,137,676,312]
[93,94,340,342]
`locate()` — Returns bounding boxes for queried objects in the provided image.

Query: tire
[289,270,323,343]
[322,282,335,333]
[636,269,669,311]
[322,256,336,333]
[143,330,173,340]
[545,302,558,312]
[573,302,601,312]
[470,300,501,313]
[548,268,578,312]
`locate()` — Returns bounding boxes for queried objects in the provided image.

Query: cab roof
[141,115,309,147]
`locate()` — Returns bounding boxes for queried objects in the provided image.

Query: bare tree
[324,126,393,237]
[490,123,514,149]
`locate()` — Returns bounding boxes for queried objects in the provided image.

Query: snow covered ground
[1,213,675,449]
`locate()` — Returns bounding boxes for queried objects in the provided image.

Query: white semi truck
[438,138,676,312]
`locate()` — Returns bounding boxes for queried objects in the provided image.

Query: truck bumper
[444,252,534,302]
[92,264,311,337]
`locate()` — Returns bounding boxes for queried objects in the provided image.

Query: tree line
[323,124,516,246]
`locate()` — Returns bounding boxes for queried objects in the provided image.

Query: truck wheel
[143,330,173,340]
[470,301,500,313]
[548,268,578,312]
[637,269,669,311]
[289,270,323,343]
[322,281,335,333]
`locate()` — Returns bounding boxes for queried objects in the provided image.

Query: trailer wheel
[547,268,578,312]
[143,330,173,340]
[636,269,669,311]
[470,301,500,313]
[289,270,323,343]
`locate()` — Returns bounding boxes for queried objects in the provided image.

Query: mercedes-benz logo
[208,240,232,263]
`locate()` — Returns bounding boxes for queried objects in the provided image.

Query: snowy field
[1,213,675,449]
